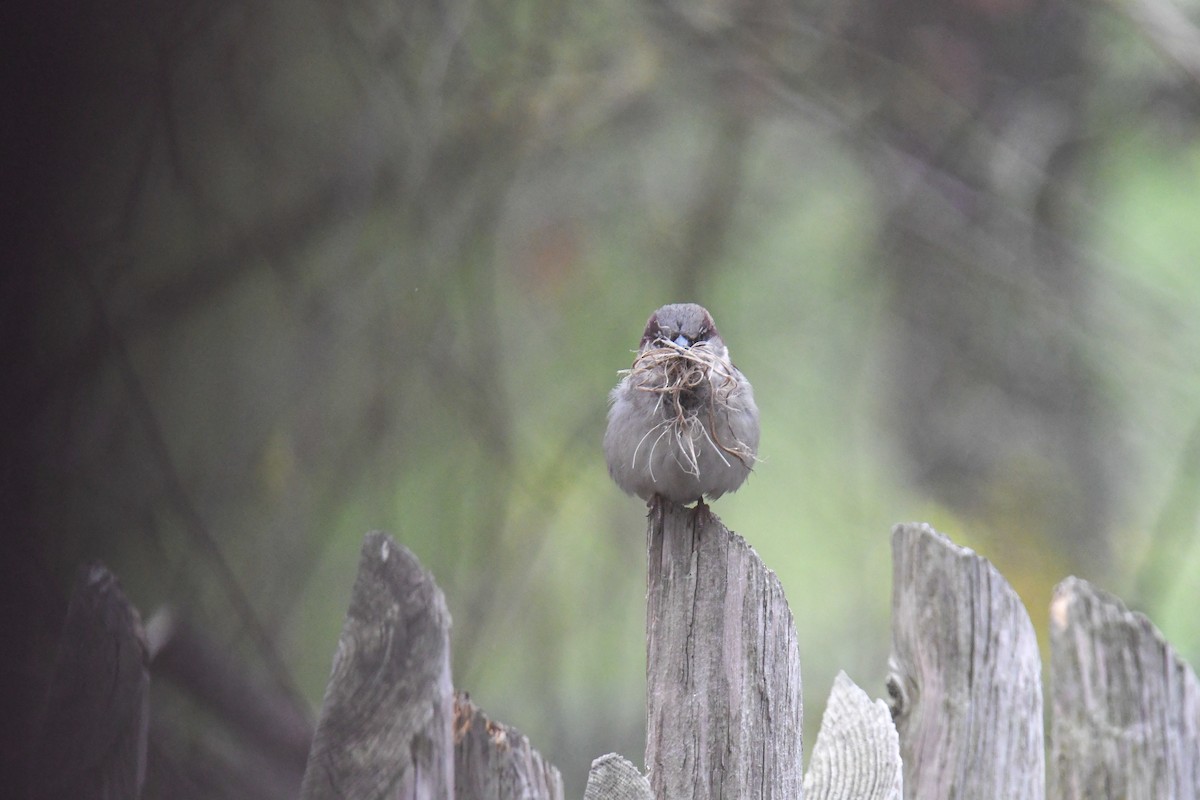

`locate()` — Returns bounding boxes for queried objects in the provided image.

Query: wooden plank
[889,523,1044,799]
[299,531,454,800]
[453,694,563,800]
[645,502,803,799]
[583,754,653,800]
[31,563,149,800]
[803,671,902,800]
[1050,576,1200,799]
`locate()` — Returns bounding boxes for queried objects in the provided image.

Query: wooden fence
[30,505,1200,799]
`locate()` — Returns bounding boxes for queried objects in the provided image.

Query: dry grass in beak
[620,340,756,478]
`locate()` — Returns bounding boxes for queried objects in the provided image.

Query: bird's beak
[673,334,691,348]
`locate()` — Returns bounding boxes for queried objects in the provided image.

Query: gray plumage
[604,303,759,504]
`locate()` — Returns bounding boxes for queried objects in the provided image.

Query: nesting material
[621,339,757,481]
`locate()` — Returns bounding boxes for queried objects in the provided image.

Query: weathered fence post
[1050,576,1200,799]
[300,531,454,800]
[644,503,804,799]
[299,531,563,800]
[583,754,653,800]
[803,672,903,800]
[888,523,1044,799]
[453,693,564,799]
[31,564,149,800]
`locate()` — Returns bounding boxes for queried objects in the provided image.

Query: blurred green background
[8,0,1200,796]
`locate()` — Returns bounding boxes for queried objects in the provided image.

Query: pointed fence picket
[38,513,1200,799]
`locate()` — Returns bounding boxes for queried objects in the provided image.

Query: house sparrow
[604,303,759,505]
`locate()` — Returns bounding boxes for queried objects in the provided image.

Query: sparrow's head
[639,303,724,354]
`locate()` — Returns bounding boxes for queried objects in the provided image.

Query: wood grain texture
[453,694,564,800]
[1050,576,1200,800]
[583,754,653,800]
[31,564,149,800]
[645,502,803,799]
[300,531,453,800]
[803,671,902,800]
[889,523,1043,800]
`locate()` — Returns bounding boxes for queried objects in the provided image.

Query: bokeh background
[7,0,1200,796]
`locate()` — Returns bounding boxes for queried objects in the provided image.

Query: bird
[604,303,759,506]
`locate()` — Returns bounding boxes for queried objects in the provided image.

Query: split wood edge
[40,519,1200,799]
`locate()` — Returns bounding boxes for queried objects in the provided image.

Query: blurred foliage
[7,0,1200,796]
